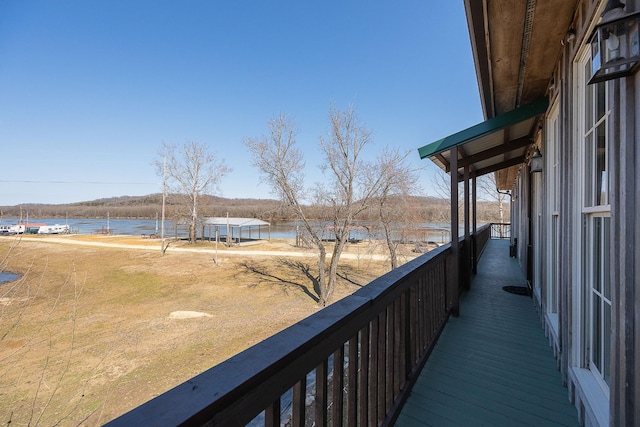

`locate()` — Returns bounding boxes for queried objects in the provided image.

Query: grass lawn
[0,235,407,424]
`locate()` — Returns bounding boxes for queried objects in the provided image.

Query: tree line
[0,194,506,224]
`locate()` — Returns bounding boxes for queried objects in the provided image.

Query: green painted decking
[396,239,579,427]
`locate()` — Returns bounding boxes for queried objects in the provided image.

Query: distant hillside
[0,193,509,223]
[0,194,288,220]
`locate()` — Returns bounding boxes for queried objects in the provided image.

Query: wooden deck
[395,239,579,426]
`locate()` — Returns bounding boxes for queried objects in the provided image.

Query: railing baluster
[332,344,345,427]
[386,304,394,410]
[265,398,280,427]
[424,268,430,350]
[432,266,438,335]
[368,316,378,426]
[377,310,387,424]
[292,377,306,427]
[316,360,328,427]
[409,281,418,367]
[358,325,369,427]
[347,335,358,426]
[400,289,409,392]
[393,297,402,397]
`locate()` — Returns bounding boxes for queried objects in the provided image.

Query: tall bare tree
[476,172,510,228]
[245,106,382,306]
[154,142,230,244]
[374,148,420,269]
[431,167,463,224]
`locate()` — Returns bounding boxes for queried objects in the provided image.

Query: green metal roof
[418,97,549,180]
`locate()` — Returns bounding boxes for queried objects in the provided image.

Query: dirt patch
[168,310,213,319]
[0,235,399,424]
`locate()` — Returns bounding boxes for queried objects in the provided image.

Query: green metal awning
[418,97,549,181]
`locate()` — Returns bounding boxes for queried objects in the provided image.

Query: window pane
[585,61,593,125]
[604,302,611,385]
[597,81,606,121]
[593,217,602,293]
[553,116,560,210]
[551,216,559,313]
[596,123,607,205]
[592,293,601,372]
[584,133,594,206]
[603,218,611,300]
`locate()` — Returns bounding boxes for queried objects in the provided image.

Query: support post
[464,164,471,290]
[472,173,478,274]
[450,148,459,316]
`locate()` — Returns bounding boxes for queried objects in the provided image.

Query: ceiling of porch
[462,0,579,189]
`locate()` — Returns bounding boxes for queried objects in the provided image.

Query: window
[576,48,612,391]
[585,216,611,385]
[546,100,560,316]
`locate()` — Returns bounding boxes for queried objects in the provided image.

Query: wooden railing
[490,222,511,239]
[108,224,493,427]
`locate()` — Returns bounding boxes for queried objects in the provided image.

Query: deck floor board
[395,239,578,427]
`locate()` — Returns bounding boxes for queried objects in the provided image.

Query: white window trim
[582,205,611,214]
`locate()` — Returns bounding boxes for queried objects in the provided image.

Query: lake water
[0,217,454,243]
[0,272,19,284]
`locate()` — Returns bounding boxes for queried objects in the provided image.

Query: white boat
[9,224,25,234]
[0,224,25,234]
[37,224,70,234]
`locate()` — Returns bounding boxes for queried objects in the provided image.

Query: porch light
[588,1,640,84]
[530,147,543,173]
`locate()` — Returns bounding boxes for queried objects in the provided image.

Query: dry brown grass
[0,235,398,425]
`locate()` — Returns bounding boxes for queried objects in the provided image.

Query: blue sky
[0,1,482,206]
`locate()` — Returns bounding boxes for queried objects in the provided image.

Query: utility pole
[161,156,167,255]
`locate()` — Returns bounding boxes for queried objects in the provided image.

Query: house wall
[508,1,640,425]
[609,6,640,425]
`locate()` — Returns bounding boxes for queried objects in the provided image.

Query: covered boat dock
[202,217,270,245]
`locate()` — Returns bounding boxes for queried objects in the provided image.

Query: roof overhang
[418,97,548,182]
[461,0,577,189]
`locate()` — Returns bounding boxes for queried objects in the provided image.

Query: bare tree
[476,172,510,235]
[245,106,382,306]
[154,142,230,244]
[374,147,420,269]
[431,167,463,224]
[316,105,384,304]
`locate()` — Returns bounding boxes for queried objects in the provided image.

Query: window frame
[573,45,612,396]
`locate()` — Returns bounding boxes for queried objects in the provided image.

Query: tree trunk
[380,205,398,269]
[323,238,347,306]
[383,221,397,269]
[498,194,504,238]
[190,192,198,244]
[317,246,327,306]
